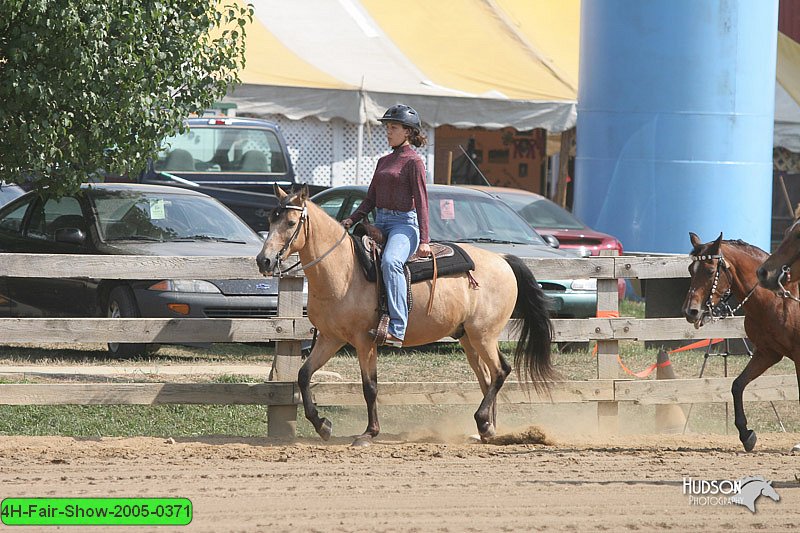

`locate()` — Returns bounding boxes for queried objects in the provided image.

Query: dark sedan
[0,183,294,356]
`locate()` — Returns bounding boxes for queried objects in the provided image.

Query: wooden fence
[0,252,795,437]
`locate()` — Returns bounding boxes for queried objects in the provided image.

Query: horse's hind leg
[460,336,497,430]
[464,333,512,441]
[731,349,781,452]
[297,332,345,441]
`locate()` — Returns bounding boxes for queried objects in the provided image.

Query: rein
[272,202,349,278]
[691,253,757,319]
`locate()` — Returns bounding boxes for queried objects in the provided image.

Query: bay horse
[682,232,800,452]
[757,214,800,295]
[256,185,555,445]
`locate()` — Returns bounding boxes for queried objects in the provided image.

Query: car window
[27,197,84,241]
[427,192,545,245]
[315,194,347,219]
[90,189,260,243]
[0,197,34,235]
[155,127,287,174]
[501,194,584,230]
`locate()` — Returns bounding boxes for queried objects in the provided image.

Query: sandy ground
[1,431,799,532]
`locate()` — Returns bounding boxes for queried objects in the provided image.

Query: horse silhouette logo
[730,476,780,513]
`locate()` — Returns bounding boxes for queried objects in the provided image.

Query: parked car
[467,186,626,299]
[311,184,597,319]
[131,116,326,233]
[0,183,303,356]
[465,186,624,256]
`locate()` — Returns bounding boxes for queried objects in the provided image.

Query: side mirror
[542,234,560,249]
[54,228,86,246]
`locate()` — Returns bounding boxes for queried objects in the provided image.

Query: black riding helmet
[378,104,421,131]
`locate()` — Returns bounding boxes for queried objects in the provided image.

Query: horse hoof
[742,430,757,452]
[479,424,496,442]
[317,418,332,441]
[351,435,373,447]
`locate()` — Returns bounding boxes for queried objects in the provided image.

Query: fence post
[267,270,304,438]
[596,250,620,434]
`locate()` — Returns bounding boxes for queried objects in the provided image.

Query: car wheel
[107,286,159,358]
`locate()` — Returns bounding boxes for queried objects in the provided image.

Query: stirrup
[368,328,403,348]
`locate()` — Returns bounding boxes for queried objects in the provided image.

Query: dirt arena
[2,431,798,532]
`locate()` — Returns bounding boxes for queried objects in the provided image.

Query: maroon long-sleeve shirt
[348,144,430,243]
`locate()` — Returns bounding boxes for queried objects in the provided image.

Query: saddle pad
[351,235,474,283]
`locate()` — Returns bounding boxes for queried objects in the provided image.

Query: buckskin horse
[256,185,555,446]
[682,232,800,452]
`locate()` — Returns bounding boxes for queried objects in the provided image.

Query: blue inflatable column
[574,0,778,253]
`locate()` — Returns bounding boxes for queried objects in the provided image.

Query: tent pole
[356,122,364,185]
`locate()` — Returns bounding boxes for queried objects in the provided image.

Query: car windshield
[89,189,260,243]
[497,193,585,230]
[154,126,287,174]
[427,191,546,245]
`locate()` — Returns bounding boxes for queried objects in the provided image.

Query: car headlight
[570,279,597,291]
[148,280,221,293]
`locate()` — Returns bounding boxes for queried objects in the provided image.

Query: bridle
[774,264,800,302]
[690,252,757,319]
[269,198,348,278]
[772,219,800,302]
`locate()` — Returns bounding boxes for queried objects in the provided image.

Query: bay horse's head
[256,184,309,276]
[757,217,800,294]
[682,232,733,328]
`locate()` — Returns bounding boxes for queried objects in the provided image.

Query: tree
[0,0,252,196]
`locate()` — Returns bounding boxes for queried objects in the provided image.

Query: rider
[342,104,431,347]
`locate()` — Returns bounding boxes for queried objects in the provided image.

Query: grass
[0,299,797,439]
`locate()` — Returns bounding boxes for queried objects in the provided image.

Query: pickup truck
[139,116,326,232]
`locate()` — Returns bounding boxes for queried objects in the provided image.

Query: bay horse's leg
[352,341,380,447]
[731,349,781,452]
[460,336,495,429]
[466,334,512,441]
[297,332,345,441]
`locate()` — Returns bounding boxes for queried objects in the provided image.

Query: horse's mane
[690,238,767,262]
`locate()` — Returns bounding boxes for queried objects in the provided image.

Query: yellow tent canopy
[227,0,579,131]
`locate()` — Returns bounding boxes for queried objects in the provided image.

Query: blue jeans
[375,208,420,340]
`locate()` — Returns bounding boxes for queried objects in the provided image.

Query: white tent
[775,32,800,152]
[226,0,579,132]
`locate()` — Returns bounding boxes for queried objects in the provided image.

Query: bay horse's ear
[689,232,701,248]
[274,184,288,199]
[299,183,309,201]
[710,232,723,253]
[794,203,800,220]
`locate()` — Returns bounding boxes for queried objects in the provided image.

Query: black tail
[504,254,555,392]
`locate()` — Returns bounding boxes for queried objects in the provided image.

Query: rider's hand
[341,218,353,229]
[417,242,432,257]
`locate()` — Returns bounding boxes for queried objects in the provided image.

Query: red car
[467,186,626,298]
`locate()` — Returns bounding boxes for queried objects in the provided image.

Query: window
[0,198,34,235]
[155,127,287,174]
[27,197,84,241]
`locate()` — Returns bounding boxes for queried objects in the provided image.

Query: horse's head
[757,218,800,294]
[682,232,731,328]
[256,184,310,276]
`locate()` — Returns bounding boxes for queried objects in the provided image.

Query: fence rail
[0,253,794,437]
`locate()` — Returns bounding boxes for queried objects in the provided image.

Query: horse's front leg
[731,349,781,452]
[352,342,380,447]
[297,332,344,441]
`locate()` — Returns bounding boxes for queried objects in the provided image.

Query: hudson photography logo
[683,476,781,513]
